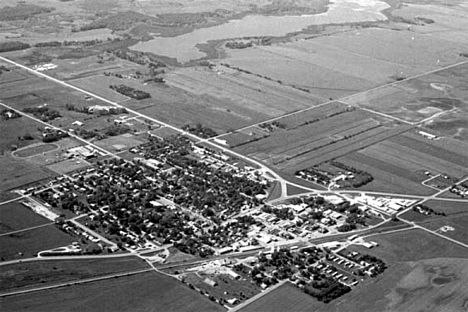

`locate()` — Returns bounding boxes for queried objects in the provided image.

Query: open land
[0,201,51,234]
[0,271,226,312]
[0,225,74,261]
[1,0,468,311]
[0,257,149,293]
[239,282,322,312]
[0,155,53,192]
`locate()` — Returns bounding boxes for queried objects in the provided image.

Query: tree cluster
[110,84,151,100]
[181,123,218,139]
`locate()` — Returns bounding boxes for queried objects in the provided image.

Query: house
[72,121,83,126]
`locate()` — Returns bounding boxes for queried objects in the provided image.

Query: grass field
[418,214,468,245]
[349,229,468,264]
[0,256,149,293]
[94,133,143,152]
[0,116,44,153]
[0,155,53,192]
[0,201,51,234]
[69,75,133,102]
[345,62,468,123]
[13,143,58,158]
[239,282,323,312]
[285,184,311,197]
[401,200,468,222]
[0,271,226,312]
[165,66,320,117]
[0,225,74,261]
[337,130,468,195]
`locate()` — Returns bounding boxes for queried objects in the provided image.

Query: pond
[130,0,390,63]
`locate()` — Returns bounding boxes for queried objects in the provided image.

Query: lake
[130,0,390,62]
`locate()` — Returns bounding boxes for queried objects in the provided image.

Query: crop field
[337,130,468,195]
[165,67,321,117]
[69,75,134,102]
[124,86,264,133]
[232,104,409,174]
[311,258,468,312]
[345,62,468,123]
[12,143,58,158]
[418,214,468,245]
[0,271,226,312]
[349,229,468,264]
[0,224,74,261]
[0,201,50,234]
[239,282,323,312]
[0,114,44,153]
[0,76,51,100]
[0,156,53,192]
[0,257,149,293]
[52,56,137,81]
[0,67,30,85]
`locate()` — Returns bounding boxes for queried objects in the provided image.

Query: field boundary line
[212,59,468,138]
[0,268,154,298]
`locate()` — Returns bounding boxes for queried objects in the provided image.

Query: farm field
[165,66,321,117]
[314,228,468,312]
[0,257,149,293]
[0,224,74,261]
[0,271,226,312]
[239,282,324,312]
[69,75,135,102]
[123,85,266,133]
[401,199,468,222]
[336,130,468,195]
[418,214,468,245]
[232,103,410,175]
[349,229,468,264]
[0,155,53,193]
[311,258,468,312]
[0,115,45,153]
[0,201,51,234]
[345,62,468,123]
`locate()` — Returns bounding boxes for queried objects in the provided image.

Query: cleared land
[0,225,74,261]
[418,214,468,245]
[0,271,226,312]
[239,282,323,312]
[0,156,53,192]
[345,62,468,123]
[336,130,468,195]
[0,257,149,293]
[13,143,58,158]
[232,103,408,175]
[0,115,44,153]
[349,229,468,264]
[0,201,51,234]
[165,66,321,117]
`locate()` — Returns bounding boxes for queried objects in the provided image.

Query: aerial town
[0,1,467,312]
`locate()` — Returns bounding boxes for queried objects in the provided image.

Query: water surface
[131,0,390,62]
